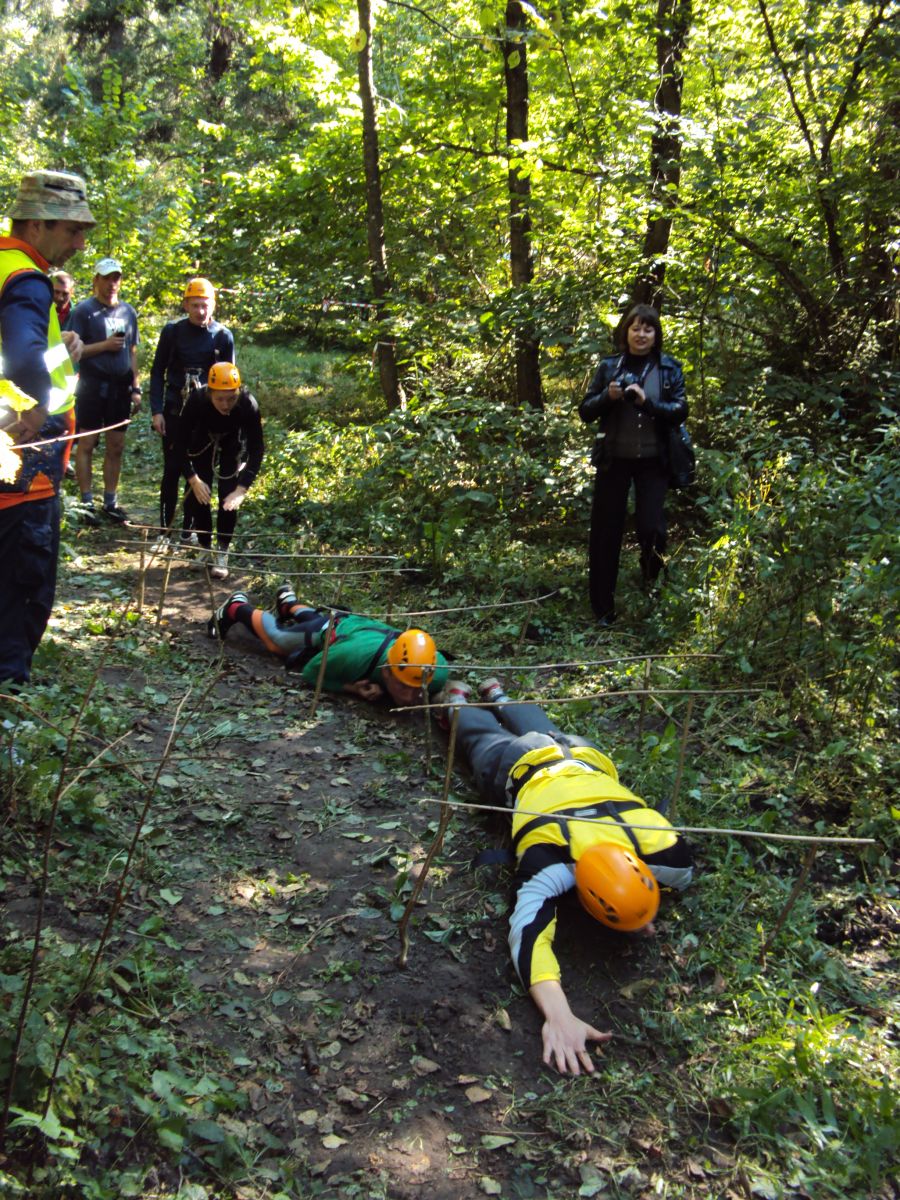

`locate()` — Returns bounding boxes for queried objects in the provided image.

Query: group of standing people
[1,166,693,1078]
[51,243,263,581]
[149,277,263,580]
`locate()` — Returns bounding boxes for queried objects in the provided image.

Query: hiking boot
[431,680,470,731]
[275,584,298,618]
[479,677,509,705]
[76,502,100,527]
[101,503,129,524]
[209,550,230,580]
[207,591,248,640]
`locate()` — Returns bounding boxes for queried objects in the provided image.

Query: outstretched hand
[222,486,247,512]
[530,980,612,1076]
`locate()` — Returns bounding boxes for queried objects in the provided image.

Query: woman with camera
[579,304,687,625]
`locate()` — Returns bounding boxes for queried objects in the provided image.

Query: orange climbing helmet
[184,277,216,301]
[575,843,659,932]
[208,363,241,391]
[386,629,437,687]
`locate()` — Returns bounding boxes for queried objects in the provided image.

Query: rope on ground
[414,797,877,846]
[121,529,401,560]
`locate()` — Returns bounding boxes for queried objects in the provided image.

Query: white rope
[415,797,877,846]
[11,417,131,450]
[399,687,762,713]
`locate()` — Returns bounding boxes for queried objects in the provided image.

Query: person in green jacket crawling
[207,585,448,706]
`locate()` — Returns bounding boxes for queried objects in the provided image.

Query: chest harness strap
[511,798,645,857]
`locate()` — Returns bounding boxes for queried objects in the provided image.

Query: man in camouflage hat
[0,169,95,685]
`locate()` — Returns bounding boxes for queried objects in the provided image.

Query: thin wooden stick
[137,527,147,613]
[638,657,651,740]
[0,672,100,1143]
[155,536,175,626]
[308,610,338,719]
[669,695,695,824]
[421,665,434,774]
[516,599,535,651]
[397,706,459,968]
[759,845,818,963]
[40,688,207,1120]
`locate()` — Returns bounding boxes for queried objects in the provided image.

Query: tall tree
[503,0,543,410]
[632,0,691,310]
[357,0,406,412]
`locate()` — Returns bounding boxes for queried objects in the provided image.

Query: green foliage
[717,986,898,1196]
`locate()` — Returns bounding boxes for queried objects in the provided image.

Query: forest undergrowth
[1,343,897,1199]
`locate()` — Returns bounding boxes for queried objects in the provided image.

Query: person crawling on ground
[438,676,694,1076]
[208,585,448,705]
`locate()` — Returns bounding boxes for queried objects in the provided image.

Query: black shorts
[75,377,133,433]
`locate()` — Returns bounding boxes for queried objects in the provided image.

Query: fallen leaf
[465,1086,493,1104]
[411,1056,440,1075]
[479,1178,502,1195]
[322,1134,346,1149]
[481,1135,514,1149]
[494,1009,511,1031]
[619,978,656,1000]
[297,1110,318,1127]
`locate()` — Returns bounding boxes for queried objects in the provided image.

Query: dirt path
[34,527,703,1198]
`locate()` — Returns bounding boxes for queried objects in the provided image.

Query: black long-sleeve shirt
[149,317,234,415]
[177,388,264,490]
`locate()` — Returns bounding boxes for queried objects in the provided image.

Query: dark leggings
[589,456,669,619]
[159,408,184,532]
[182,440,241,550]
[456,701,593,808]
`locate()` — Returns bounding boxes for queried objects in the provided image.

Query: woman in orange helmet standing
[439,679,694,1076]
[177,362,263,580]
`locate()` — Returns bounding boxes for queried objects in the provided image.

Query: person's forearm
[79,340,116,359]
[530,979,570,1023]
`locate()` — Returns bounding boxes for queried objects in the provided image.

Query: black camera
[617,371,642,403]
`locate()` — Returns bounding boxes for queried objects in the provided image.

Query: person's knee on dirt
[447,678,693,1076]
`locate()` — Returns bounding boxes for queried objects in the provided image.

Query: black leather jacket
[579,352,688,471]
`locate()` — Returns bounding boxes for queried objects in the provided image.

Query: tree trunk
[503,0,543,410]
[356,0,406,412]
[632,0,691,311]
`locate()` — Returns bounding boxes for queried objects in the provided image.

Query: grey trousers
[455,701,594,807]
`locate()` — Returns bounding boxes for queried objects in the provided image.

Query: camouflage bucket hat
[7,170,96,226]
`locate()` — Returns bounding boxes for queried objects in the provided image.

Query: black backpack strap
[359,631,397,683]
[511,800,644,856]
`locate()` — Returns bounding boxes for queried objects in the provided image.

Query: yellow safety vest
[0,241,76,495]
[509,743,679,862]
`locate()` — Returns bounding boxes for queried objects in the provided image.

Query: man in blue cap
[68,257,141,524]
